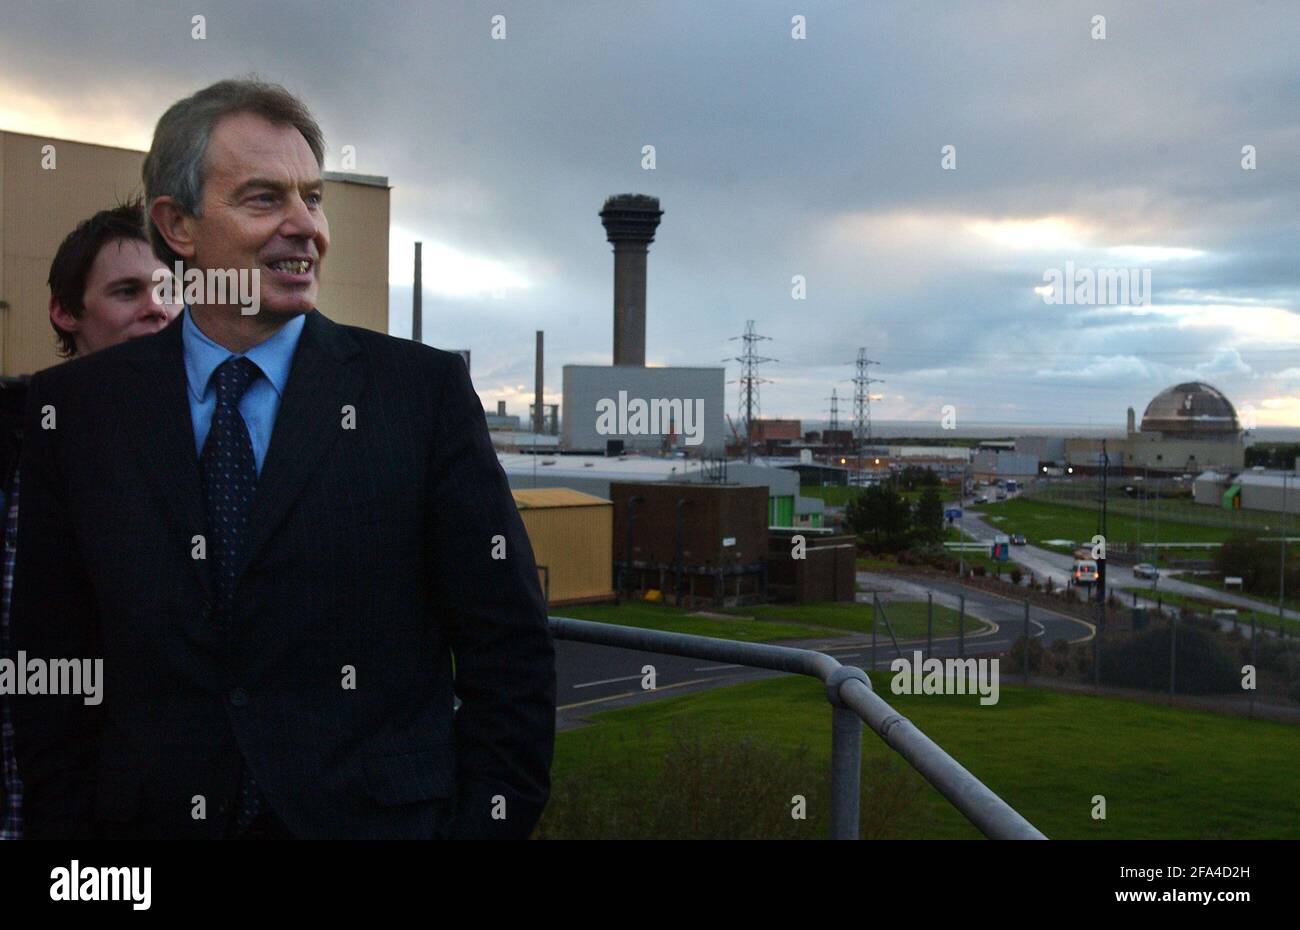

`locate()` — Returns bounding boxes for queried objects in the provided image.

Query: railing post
[826,666,869,840]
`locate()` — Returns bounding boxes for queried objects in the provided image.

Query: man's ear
[149,196,197,261]
[49,295,80,337]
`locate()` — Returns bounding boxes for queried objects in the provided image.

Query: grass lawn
[856,553,900,571]
[1125,587,1300,634]
[552,601,847,642]
[971,497,1244,554]
[1169,572,1300,614]
[800,485,958,507]
[549,673,1300,839]
[800,485,859,506]
[732,600,977,639]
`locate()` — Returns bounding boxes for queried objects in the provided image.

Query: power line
[726,320,776,464]
[850,348,883,482]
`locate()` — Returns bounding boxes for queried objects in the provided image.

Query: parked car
[1132,563,1159,580]
[1011,533,1026,545]
[1069,560,1099,586]
[973,495,989,504]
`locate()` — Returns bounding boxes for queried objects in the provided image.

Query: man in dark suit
[10,78,555,840]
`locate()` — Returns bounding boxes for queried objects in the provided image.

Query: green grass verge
[731,600,975,638]
[553,602,846,642]
[549,673,1300,839]
[971,497,1245,553]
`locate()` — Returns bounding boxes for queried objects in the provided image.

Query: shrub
[1010,568,1023,585]
[1006,634,1044,673]
[535,721,922,839]
[1099,624,1239,694]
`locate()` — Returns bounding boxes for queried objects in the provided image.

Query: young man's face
[52,238,180,355]
[187,111,330,319]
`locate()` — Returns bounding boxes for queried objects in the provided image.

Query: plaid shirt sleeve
[1,472,23,840]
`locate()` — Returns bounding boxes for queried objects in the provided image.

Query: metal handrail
[550,615,1046,840]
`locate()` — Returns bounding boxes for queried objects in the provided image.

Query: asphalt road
[553,577,1094,729]
[956,496,1300,630]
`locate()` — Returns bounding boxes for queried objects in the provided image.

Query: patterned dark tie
[199,356,266,835]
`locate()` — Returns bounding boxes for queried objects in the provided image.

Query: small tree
[912,485,944,548]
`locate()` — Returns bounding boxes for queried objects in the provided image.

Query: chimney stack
[412,241,422,344]
[534,330,544,434]
[600,194,662,366]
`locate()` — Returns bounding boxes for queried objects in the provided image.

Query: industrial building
[766,528,857,604]
[511,488,615,606]
[562,364,726,455]
[558,194,727,456]
[497,452,825,527]
[608,481,768,607]
[0,129,390,375]
[1063,382,1245,475]
[1193,469,1300,516]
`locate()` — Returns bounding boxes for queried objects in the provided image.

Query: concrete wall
[1237,474,1300,515]
[0,130,390,376]
[1065,433,1244,473]
[561,364,725,455]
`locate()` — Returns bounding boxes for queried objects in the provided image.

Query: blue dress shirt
[181,307,306,475]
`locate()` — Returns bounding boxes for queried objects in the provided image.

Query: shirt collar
[182,306,308,402]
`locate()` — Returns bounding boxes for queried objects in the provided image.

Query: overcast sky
[3,0,1299,429]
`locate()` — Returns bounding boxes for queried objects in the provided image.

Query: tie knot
[213,356,261,406]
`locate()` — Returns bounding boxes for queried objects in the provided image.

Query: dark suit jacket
[9,310,555,839]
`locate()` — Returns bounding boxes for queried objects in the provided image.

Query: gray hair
[142,77,325,269]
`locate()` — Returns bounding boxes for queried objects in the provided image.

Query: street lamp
[1279,473,1289,632]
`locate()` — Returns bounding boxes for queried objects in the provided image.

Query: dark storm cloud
[2,0,1298,424]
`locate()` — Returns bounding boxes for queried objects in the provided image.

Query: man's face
[59,238,179,355]
[187,111,329,319]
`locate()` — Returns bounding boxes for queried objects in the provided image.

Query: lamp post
[1279,473,1289,634]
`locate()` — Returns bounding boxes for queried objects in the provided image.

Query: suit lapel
[121,315,213,599]
[237,310,364,578]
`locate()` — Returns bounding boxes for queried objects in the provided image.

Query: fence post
[927,592,933,659]
[958,594,965,658]
[871,592,878,672]
[1250,611,1258,720]
[1170,613,1177,703]
[1023,600,1031,684]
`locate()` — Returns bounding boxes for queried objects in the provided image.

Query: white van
[1070,560,1099,586]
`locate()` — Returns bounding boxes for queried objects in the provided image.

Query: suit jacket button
[229,688,249,707]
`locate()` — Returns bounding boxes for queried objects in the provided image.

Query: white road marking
[573,673,644,689]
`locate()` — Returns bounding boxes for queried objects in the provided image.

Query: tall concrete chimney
[534,330,544,434]
[600,194,662,366]
[412,241,422,344]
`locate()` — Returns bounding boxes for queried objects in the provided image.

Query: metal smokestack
[600,194,663,367]
[534,330,544,434]
[412,241,422,344]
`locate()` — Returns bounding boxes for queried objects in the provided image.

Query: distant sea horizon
[795,419,1300,444]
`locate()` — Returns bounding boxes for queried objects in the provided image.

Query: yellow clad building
[0,129,390,376]
[512,488,615,606]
